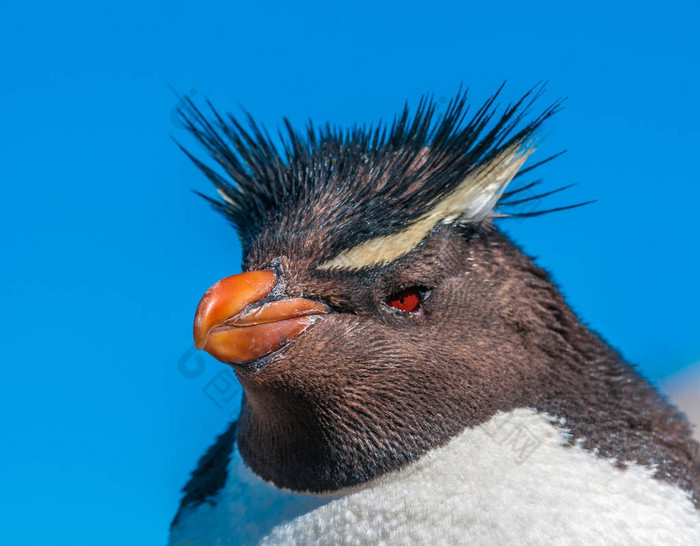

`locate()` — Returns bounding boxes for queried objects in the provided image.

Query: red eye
[386,287,422,314]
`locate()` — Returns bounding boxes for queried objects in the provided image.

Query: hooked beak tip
[192,269,329,366]
[193,270,278,350]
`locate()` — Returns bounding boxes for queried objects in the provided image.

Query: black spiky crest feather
[176,84,584,263]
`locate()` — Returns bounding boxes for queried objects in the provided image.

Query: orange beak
[193,269,329,366]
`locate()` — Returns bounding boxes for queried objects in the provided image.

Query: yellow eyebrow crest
[317,144,533,271]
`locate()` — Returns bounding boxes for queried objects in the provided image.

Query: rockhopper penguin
[170,86,700,545]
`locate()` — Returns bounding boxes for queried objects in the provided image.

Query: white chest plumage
[170,409,700,545]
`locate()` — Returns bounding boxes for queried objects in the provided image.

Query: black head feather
[176,84,565,264]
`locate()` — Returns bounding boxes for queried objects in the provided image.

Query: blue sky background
[2,1,699,543]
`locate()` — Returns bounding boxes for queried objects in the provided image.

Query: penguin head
[182,87,575,492]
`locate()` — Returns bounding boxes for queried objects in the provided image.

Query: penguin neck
[511,268,700,506]
[234,379,340,492]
